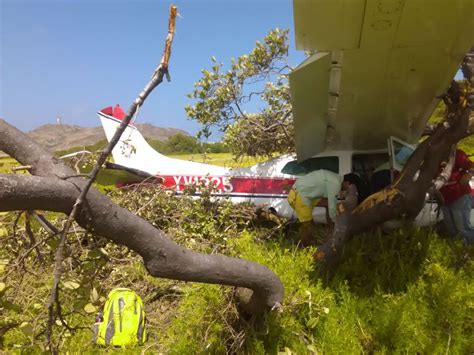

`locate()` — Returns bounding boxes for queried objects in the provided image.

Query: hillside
[26,123,188,152]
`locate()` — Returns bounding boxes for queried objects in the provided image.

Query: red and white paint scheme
[98,105,473,226]
[98,105,298,218]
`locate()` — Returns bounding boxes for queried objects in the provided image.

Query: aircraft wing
[290,0,474,160]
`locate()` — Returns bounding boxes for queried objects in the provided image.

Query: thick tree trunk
[0,119,284,310]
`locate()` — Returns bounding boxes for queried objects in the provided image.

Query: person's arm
[341,193,358,212]
[327,180,341,221]
[459,171,472,185]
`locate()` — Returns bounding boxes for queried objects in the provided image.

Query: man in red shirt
[439,149,473,245]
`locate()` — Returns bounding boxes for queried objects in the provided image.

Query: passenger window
[281,156,339,175]
[392,141,413,167]
[280,160,307,175]
[388,136,415,172]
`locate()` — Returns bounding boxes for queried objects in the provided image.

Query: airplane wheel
[268,207,278,215]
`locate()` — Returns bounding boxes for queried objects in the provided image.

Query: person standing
[439,149,473,245]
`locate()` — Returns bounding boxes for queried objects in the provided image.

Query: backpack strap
[105,300,115,345]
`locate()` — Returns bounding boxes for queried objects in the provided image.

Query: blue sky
[1,0,305,135]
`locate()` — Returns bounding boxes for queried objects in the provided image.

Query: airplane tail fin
[98,105,228,176]
[97,105,169,173]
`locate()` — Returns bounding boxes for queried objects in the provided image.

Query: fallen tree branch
[24,211,44,262]
[0,173,284,307]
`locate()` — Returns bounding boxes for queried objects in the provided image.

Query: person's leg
[461,194,473,230]
[299,221,315,247]
[441,205,457,237]
[289,189,318,246]
[450,195,474,245]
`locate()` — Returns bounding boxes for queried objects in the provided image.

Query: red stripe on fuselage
[160,175,295,195]
[231,176,295,194]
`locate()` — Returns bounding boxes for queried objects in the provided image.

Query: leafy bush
[0,186,472,353]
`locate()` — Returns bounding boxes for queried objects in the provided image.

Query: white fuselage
[99,109,474,226]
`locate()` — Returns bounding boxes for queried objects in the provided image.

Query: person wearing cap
[439,149,473,245]
[288,170,359,246]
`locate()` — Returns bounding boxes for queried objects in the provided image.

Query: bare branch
[0,173,284,309]
[11,165,32,172]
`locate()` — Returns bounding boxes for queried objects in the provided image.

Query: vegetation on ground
[1,185,472,353]
[0,157,19,174]
[55,134,229,159]
[169,152,265,168]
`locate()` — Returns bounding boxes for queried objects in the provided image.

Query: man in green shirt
[288,170,359,246]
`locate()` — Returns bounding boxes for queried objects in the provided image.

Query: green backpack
[95,288,147,347]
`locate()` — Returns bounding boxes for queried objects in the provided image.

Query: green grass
[0,157,19,173]
[169,152,264,168]
[0,151,260,177]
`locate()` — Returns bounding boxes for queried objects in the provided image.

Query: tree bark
[0,119,284,310]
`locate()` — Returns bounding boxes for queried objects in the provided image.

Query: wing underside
[290,0,474,160]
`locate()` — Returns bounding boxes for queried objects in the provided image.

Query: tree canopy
[185,29,294,158]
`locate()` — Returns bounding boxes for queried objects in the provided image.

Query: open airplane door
[387,136,415,174]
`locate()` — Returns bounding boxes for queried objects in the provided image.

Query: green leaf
[99,248,109,256]
[86,249,102,258]
[90,288,99,303]
[19,322,34,337]
[73,299,88,310]
[2,300,21,312]
[84,303,97,314]
[63,281,81,290]
[0,227,8,237]
[307,317,319,329]
[47,239,60,249]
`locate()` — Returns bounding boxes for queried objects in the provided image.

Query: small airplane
[98,105,299,219]
[98,105,448,226]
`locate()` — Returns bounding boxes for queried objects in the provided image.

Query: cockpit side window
[392,141,414,168]
[281,156,339,175]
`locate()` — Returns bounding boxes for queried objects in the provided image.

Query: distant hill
[26,123,189,152]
